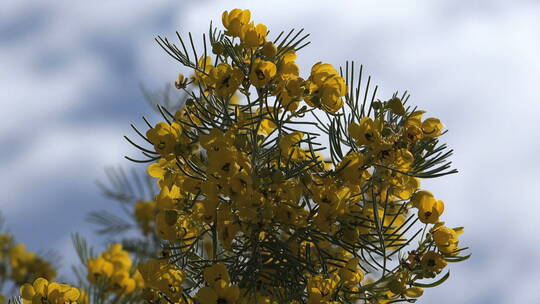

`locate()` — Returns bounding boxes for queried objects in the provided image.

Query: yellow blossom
[304,62,346,113]
[209,63,244,98]
[222,9,251,37]
[146,122,181,156]
[411,190,445,224]
[348,117,378,147]
[250,59,277,87]
[20,277,80,304]
[422,117,443,137]
[431,222,464,255]
[242,22,267,47]
[421,251,447,272]
[261,41,277,57]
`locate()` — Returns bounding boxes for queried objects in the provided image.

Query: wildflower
[146,122,182,156]
[421,251,447,272]
[126,8,467,303]
[411,190,445,224]
[87,257,114,282]
[138,259,185,301]
[261,41,277,57]
[86,244,142,295]
[337,151,366,183]
[277,51,299,80]
[307,273,340,304]
[203,263,230,287]
[276,76,305,111]
[387,276,424,298]
[431,223,464,255]
[422,117,443,137]
[338,258,364,287]
[250,59,277,87]
[222,9,251,37]
[110,271,137,294]
[348,117,379,147]
[9,244,56,284]
[196,263,240,304]
[209,63,244,98]
[279,131,305,161]
[20,277,80,304]
[242,22,267,47]
[387,97,405,115]
[304,62,346,113]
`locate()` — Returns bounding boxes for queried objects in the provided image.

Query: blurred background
[1,0,539,303]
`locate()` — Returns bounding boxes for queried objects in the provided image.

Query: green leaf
[444,253,471,263]
[412,271,450,288]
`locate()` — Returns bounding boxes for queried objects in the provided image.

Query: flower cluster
[0,231,56,302]
[121,8,470,304]
[86,244,144,295]
[20,277,86,304]
[10,7,469,304]
[138,258,186,303]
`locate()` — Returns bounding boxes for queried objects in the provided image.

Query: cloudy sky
[1,0,539,303]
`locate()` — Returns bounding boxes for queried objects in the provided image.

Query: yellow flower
[304,63,346,113]
[348,117,378,146]
[393,175,420,200]
[277,51,299,79]
[279,131,303,154]
[138,259,185,301]
[193,198,219,224]
[411,190,444,224]
[156,185,182,210]
[242,22,267,47]
[146,122,181,155]
[102,244,132,271]
[203,263,231,287]
[20,277,80,304]
[110,271,137,294]
[404,124,423,143]
[275,205,308,227]
[431,223,464,255]
[222,9,251,37]
[307,273,340,304]
[77,290,89,304]
[155,209,180,241]
[9,244,56,284]
[197,263,239,304]
[338,258,363,287]
[261,41,277,57]
[249,59,277,87]
[387,97,405,115]
[404,287,424,298]
[87,256,114,283]
[276,76,305,111]
[196,283,240,304]
[422,117,443,137]
[421,251,447,272]
[255,107,279,135]
[209,63,244,98]
[337,151,366,182]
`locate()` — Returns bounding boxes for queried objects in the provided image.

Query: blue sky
[1,0,540,303]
